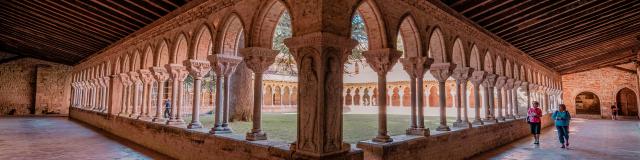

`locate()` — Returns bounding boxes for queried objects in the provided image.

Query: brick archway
[616,88,638,116]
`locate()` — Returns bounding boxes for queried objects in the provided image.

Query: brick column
[363,48,402,141]
[151,67,169,122]
[470,71,485,125]
[186,60,211,129]
[284,32,357,157]
[452,67,473,128]
[430,63,455,131]
[240,47,277,140]
[166,64,188,125]
[400,56,433,135]
[138,69,154,121]
[495,76,507,121]
[208,54,243,134]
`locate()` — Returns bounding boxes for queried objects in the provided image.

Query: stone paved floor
[0,117,171,160]
[473,118,640,160]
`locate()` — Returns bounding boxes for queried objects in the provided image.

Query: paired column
[470,71,485,125]
[166,64,189,125]
[430,63,455,131]
[186,60,211,129]
[151,67,169,122]
[504,79,515,119]
[284,32,357,157]
[118,74,131,116]
[512,81,521,118]
[482,73,498,123]
[400,56,432,135]
[239,47,277,140]
[138,70,154,121]
[495,76,507,121]
[129,72,141,118]
[363,48,402,142]
[208,54,242,134]
[452,67,473,128]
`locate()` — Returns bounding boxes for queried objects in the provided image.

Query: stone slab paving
[0,117,171,160]
[473,118,640,160]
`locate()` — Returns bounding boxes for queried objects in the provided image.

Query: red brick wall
[561,66,640,118]
[0,58,72,115]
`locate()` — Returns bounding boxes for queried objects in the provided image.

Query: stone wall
[69,108,363,160]
[562,66,639,118]
[0,58,72,115]
[357,115,553,160]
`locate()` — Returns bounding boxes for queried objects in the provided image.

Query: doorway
[575,92,601,115]
[616,88,638,116]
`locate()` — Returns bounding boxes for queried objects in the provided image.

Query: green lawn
[184,113,455,144]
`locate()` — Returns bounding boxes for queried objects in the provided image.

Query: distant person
[552,104,571,148]
[611,105,618,120]
[164,99,171,119]
[528,101,543,144]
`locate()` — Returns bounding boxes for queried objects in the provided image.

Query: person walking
[164,99,171,119]
[611,105,618,120]
[552,104,571,148]
[528,101,543,144]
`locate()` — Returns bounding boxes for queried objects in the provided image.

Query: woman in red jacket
[528,101,543,144]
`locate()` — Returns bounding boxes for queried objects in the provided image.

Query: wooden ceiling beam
[493,1,589,36]
[44,0,135,33]
[479,0,548,26]
[611,66,637,74]
[0,20,102,52]
[162,0,180,8]
[91,0,151,25]
[141,0,171,13]
[63,0,141,30]
[536,26,640,60]
[126,1,163,18]
[104,0,156,22]
[76,0,144,28]
[486,1,571,30]
[467,0,515,20]
[1,36,81,60]
[459,0,493,15]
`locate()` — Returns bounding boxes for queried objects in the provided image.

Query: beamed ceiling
[0,0,190,65]
[439,0,640,74]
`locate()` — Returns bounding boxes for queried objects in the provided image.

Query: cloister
[1,0,639,160]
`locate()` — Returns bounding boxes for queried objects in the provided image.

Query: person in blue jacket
[552,104,571,148]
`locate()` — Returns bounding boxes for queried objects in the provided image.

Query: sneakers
[534,140,539,144]
[561,144,565,148]
[566,141,570,147]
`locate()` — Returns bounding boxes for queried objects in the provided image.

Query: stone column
[107,74,122,115]
[138,69,154,120]
[482,73,498,123]
[90,80,97,110]
[129,72,141,118]
[430,63,455,131]
[495,76,507,121]
[452,67,473,128]
[166,64,188,125]
[362,48,402,141]
[284,32,357,157]
[118,74,130,116]
[222,60,241,131]
[400,57,432,135]
[185,60,211,129]
[504,78,514,119]
[470,71,485,125]
[239,47,276,140]
[151,67,169,122]
[208,54,243,134]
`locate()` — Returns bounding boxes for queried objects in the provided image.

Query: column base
[246,131,267,141]
[187,122,203,129]
[372,134,393,143]
[151,117,165,123]
[436,125,451,131]
[482,118,499,124]
[210,126,232,134]
[166,119,184,125]
[497,116,506,121]
[406,128,430,136]
[129,113,139,118]
[471,119,484,125]
[137,115,152,121]
[452,121,472,128]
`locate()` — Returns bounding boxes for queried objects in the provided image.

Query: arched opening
[264,86,273,105]
[445,84,453,108]
[345,88,353,106]
[429,86,438,107]
[616,88,638,117]
[391,87,400,107]
[575,92,601,115]
[354,88,361,106]
[402,87,410,107]
[273,86,282,106]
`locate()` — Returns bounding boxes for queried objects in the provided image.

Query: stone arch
[513,62,519,80]
[264,85,273,105]
[111,57,120,75]
[218,13,246,56]
[445,84,453,107]
[292,87,298,105]
[391,87,400,107]
[354,88,361,106]
[614,86,640,116]
[363,88,371,106]
[429,27,447,63]
[251,0,291,48]
[120,54,129,74]
[274,86,282,105]
[397,14,422,57]
[191,24,215,60]
[283,86,291,105]
[452,38,465,67]
[171,33,189,64]
[143,45,154,69]
[355,0,387,50]
[505,59,512,78]
[483,51,494,74]
[429,86,438,107]
[469,44,481,70]
[469,85,476,108]
[495,55,504,76]
[402,86,410,107]
[155,39,170,67]
[520,65,526,82]
[129,50,141,71]
[345,88,353,105]
[575,91,601,115]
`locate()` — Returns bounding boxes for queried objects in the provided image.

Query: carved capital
[151,67,169,82]
[239,47,277,74]
[208,54,243,76]
[504,78,515,89]
[165,64,189,82]
[429,62,455,82]
[363,48,402,75]
[482,73,497,87]
[469,70,486,85]
[400,56,434,78]
[494,76,508,88]
[138,69,155,84]
[119,73,131,85]
[185,60,211,79]
[520,81,529,88]
[451,67,474,81]
[285,32,357,66]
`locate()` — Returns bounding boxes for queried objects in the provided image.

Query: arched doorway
[616,88,638,116]
[575,92,601,115]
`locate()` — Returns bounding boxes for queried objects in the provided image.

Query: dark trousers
[556,126,569,144]
[164,108,171,118]
[529,122,541,134]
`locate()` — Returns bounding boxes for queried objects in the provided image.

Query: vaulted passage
[1,0,639,159]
